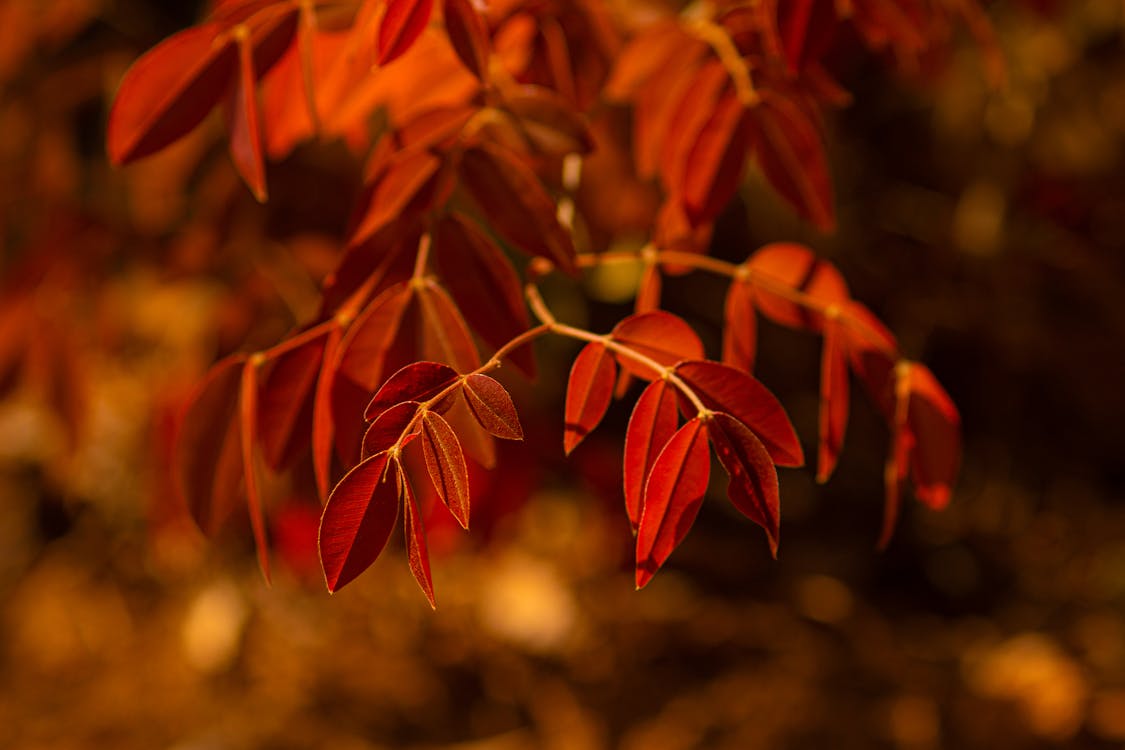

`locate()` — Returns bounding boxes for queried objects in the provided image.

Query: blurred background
[1,1,1124,748]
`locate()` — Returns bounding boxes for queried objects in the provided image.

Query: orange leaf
[674,360,804,467]
[659,60,729,193]
[257,332,327,471]
[635,417,710,589]
[348,150,441,246]
[378,0,434,65]
[443,0,490,80]
[421,410,471,528]
[564,341,616,455]
[228,34,268,201]
[623,378,678,532]
[746,242,849,332]
[722,278,757,373]
[817,316,849,482]
[401,471,435,607]
[320,451,401,592]
[610,311,705,381]
[707,412,780,557]
[239,360,271,581]
[336,281,415,392]
[107,23,237,165]
[682,91,754,226]
[461,374,524,441]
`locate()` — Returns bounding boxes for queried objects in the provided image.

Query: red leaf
[227,33,268,201]
[635,417,711,589]
[564,341,616,455]
[443,0,490,80]
[503,86,595,157]
[239,360,271,581]
[258,332,327,472]
[747,94,835,231]
[817,317,849,482]
[461,374,523,441]
[320,452,401,592]
[362,400,420,458]
[674,360,804,467]
[442,393,497,468]
[175,354,245,534]
[395,105,476,152]
[401,471,435,607]
[421,410,471,528]
[365,361,459,420]
[634,49,706,179]
[378,0,434,65]
[623,378,678,532]
[746,242,849,332]
[107,23,237,164]
[722,278,757,372]
[313,325,343,500]
[659,60,729,193]
[458,143,577,275]
[417,279,481,372]
[336,281,415,392]
[610,311,705,381]
[839,300,899,416]
[707,412,780,557]
[433,214,534,375]
[905,363,960,510]
[349,150,441,246]
[682,92,754,226]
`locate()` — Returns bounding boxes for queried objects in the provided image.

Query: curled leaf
[722,278,757,373]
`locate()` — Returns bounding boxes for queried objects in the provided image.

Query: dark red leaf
[564,341,616,455]
[504,85,594,157]
[312,327,344,500]
[336,282,415,393]
[421,410,471,528]
[634,50,705,178]
[461,374,523,441]
[745,242,849,332]
[674,360,803,467]
[417,279,481,372]
[610,311,705,381]
[362,400,420,458]
[396,105,476,152]
[722,278,757,373]
[817,317,849,482]
[227,33,268,201]
[365,361,459,421]
[659,60,728,192]
[320,452,401,592]
[401,471,435,607]
[706,412,780,557]
[623,378,678,532]
[107,23,237,164]
[258,332,327,472]
[378,0,434,65]
[443,0,490,80]
[239,360,271,581]
[432,213,534,375]
[905,363,960,510]
[635,417,710,589]
[176,354,245,535]
[459,143,577,275]
[349,150,441,246]
[682,92,754,226]
[839,300,899,416]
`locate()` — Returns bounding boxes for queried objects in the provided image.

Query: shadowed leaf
[707,412,780,557]
[722,278,757,372]
[443,0,490,80]
[378,0,434,65]
[239,361,271,581]
[817,317,849,482]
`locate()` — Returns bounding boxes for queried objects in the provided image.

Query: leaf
[312,327,344,500]
[320,452,401,592]
[609,311,705,381]
[839,300,899,416]
[747,94,835,231]
[461,374,523,440]
[682,91,754,226]
[349,150,441,246]
[745,242,849,332]
[107,23,238,164]
[442,393,497,468]
[401,471,435,607]
[421,410,471,528]
[634,53,704,179]
[659,60,729,193]
[443,0,490,81]
[459,143,577,275]
[905,363,960,510]
[336,281,415,392]
[175,354,246,534]
[227,32,268,201]
[623,378,678,532]
[706,412,780,557]
[239,360,271,581]
[722,278,757,372]
[635,417,710,589]
[417,279,481,372]
[674,360,803,467]
[433,213,535,376]
[817,316,849,483]
[378,0,434,65]
[362,400,420,458]
[365,361,459,420]
[564,341,616,455]
[503,86,594,157]
[257,332,327,471]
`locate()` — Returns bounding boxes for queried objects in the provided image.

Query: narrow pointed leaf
[349,150,440,246]
[564,341,616,454]
[722,278,757,372]
[258,331,327,472]
[817,317,849,482]
[401,471,435,607]
[707,412,780,557]
[378,0,434,65]
[635,417,710,589]
[239,360,271,581]
[320,452,401,592]
[107,23,237,164]
[421,410,470,528]
[623,379,678,532]
[461,374,523,440]
[443,0,490,80]
[610,311,704,381]
[313,326,344,500]
[365,361,459,420]
[674,360,803,467]
[746,242,849,332]
[880,363,912,550]
[227,32,267,201]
